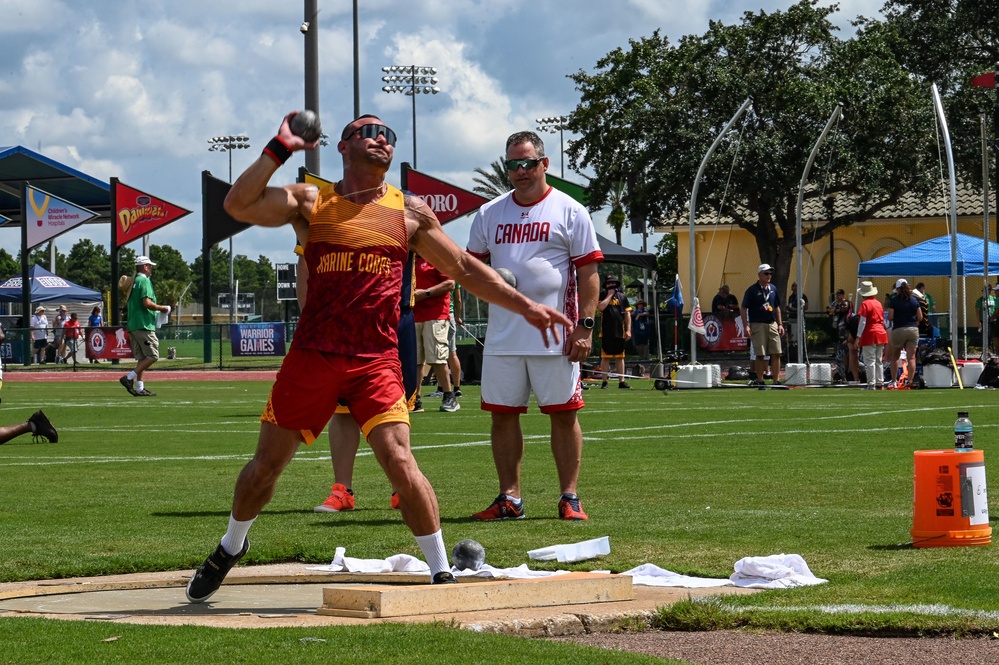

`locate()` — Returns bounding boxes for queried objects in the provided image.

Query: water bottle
[954,411,973,453]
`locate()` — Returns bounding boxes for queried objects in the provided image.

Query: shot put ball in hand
[290,110,323,142]
[495,268,517,289]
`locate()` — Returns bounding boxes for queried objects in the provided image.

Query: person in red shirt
[61,312,82,364]
[414,256,459,412]
[856,281,888,390]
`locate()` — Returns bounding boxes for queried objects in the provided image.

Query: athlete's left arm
[406,195,571,347]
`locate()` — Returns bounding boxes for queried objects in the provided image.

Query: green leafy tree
[25,242,66,274]
[567,0,938,292]
[882,0,999,193]
[0,249,18,280]
[65,239,111,292]
[188,244,231,303]
[472,158,512,199]
[150,244,192,283]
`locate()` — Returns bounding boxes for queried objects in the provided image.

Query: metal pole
[559,125,564,178]
[687,96,753,361]
[931,83,961,354]
[795,103,844,364]
[228,151,234,325]
[352,0,360,119]
[411,68,418,169]
[304,0,320,175]
[983,113,991,359]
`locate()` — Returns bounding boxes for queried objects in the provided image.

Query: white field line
[0,406,988,467]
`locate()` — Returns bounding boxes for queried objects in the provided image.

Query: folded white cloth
[730,553,828,588]
[156,305,171,329]
[620,563,733,588]
[306,547,430,573]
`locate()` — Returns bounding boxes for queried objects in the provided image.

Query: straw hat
[859,281,878,297]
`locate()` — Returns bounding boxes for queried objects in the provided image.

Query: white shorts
[416,319,450,365]
[480,354,584,414]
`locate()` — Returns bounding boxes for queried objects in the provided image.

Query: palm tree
[472,158,511,199]
[607,180,627,245]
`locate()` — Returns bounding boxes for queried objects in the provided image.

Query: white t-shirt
[467,187,602,356]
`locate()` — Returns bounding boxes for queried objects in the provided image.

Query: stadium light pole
[381,65,440,169]
[208,134,250,324]
[536,115,569,178]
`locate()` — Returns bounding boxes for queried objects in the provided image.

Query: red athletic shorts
[261,349,409,443]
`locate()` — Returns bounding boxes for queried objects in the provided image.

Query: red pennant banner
[404,168,489,224]
[114,181,192,247]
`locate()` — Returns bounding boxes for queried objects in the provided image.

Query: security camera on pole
[381,65,441,169]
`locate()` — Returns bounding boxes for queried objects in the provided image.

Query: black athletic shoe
[454,388,462,398]
[119,375,138,396]
[432,571,458,584]
[186,539,249,603]
[29,410,58,443]
[135,388,156,397]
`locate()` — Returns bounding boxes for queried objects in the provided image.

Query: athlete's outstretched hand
[523,304,572,349]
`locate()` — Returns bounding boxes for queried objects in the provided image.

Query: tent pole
[982,113,991,361]
[931,84,960,357]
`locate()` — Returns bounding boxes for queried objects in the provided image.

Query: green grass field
[0,378,996,661]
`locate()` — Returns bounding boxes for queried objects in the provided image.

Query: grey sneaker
[440,393,460,412]
[186,539,249,603]
[453,387,462,398]
[432,571,458,584]
[428,389,444,398]
[29,410,58,443]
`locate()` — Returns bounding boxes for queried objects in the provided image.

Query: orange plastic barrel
[911,450,991,547]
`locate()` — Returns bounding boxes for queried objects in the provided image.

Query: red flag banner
[114,181,192,247]
[971,72,996,88]
[402,165,489,224]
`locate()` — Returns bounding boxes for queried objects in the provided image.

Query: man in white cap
[119,256,170,397]
[30,306,48,365]
[741,264,784,386]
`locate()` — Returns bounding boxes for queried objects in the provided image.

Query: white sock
[414,530,450,576]
[127,371,137,381]
[136,381,144,392]
[220,514,255,556]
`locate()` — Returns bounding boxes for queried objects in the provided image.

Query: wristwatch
[577,317,595,330]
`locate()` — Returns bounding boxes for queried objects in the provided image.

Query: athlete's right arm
[223,113,319,228]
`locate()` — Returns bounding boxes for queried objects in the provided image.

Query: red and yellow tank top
[293,183,408,357]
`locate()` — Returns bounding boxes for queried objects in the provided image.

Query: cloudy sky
[0,0,884,270]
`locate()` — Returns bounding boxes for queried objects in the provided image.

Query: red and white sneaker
[314,483,355,513]
[558,494,589,521]
[471,494,525,521]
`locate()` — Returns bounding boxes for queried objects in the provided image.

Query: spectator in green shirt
[119,256,170,397]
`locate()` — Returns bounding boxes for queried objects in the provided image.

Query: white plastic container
[923,363,954,388]
[960,362,984,387]
[785,363,808,386]
[809,363,832,385]
[527,536,611,563]
[675,365,712,389]
[709,364,722,387]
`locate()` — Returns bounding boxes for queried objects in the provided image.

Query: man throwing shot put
[186,113,571,603]
[467,130,602,522]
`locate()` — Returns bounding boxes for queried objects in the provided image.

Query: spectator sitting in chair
[712,285,740,319]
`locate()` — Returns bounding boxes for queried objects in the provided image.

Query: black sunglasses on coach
[343,124,398,147]
[504,157,545,171]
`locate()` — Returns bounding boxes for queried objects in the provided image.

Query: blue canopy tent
[857,233,999,354]
[0,265,101,303]
[856,233,999,277]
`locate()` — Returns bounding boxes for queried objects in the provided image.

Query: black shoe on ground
[135,388,156,397]
[432,571,458,584]
[618,381,632,389]
[600,381,608,389]
[119,375,138,396]
[411,396,424,413]
[454,387,462,398]
[29,410,58,443]
[186,539,249,603]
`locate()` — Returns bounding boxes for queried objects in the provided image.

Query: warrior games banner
[230,323,286,357]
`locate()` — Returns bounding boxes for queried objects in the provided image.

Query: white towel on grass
[730,553,828,588]
[620,563,733,588]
